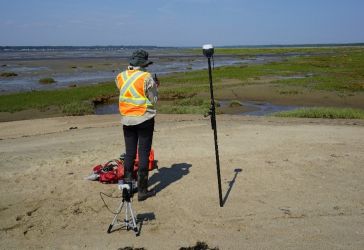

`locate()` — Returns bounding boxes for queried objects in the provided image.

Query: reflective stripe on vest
[118,70,152,116]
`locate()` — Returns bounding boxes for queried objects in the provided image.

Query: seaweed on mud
[117,247,145,250]
[1,72,18,77]
[180,241,219,250]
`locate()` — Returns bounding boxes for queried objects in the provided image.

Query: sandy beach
[0,114,363,249]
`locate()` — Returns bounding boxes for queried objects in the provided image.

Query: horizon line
[1,42,364,48]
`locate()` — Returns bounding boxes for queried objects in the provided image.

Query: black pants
[123,118,154,175]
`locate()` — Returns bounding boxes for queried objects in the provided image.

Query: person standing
[115,49,158,201]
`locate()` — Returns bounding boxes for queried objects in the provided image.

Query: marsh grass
[60,101,94,116]
[229,100,242,107]
[273,107,364,119]
[158,97,210,114]
[0,82,117,114]
[271,53,364,91]
[158,104,208,114]
[159,85,207,99]
[162,47,364,93]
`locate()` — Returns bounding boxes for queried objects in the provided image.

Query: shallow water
[219,100,299,116]
[0,57,261,93]
[4,66,49,72]
[0,72,115,92]
[0,47,286,93]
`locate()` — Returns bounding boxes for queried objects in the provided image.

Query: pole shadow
[222,168,242,206]
[136,212,156,236]
[148,163,192,193]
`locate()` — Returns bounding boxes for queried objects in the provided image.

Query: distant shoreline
[1,42,364,50]
[0,54,241,62]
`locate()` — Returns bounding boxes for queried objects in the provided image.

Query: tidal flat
[1,46,364,121]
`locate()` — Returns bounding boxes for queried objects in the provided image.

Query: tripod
[107,183,138,234]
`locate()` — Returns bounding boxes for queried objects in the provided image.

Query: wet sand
[1,114,363,249]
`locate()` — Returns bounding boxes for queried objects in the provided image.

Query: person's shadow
[148,163,192,193]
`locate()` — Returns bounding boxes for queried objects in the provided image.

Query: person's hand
[153,74,160,87]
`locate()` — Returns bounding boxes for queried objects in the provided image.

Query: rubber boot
[137,172,155,201]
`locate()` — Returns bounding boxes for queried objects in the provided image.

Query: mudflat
[0,114,363,249]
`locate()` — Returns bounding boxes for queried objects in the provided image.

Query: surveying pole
[202,44,223,207]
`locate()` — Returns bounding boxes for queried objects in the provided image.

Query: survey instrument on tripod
[107,181,138,235]
[202,44,223,207]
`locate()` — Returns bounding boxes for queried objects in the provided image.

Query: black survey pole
[203,44,223,207]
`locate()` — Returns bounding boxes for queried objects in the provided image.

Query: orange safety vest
[116,69,152,116]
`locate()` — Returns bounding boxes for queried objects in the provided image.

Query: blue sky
[0,0,363,46]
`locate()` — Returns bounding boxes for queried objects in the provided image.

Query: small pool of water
[243,102,298,116]
[95,102,119,115]
[219,100,299,116]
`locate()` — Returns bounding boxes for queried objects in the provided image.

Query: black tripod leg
[107,224,113,234]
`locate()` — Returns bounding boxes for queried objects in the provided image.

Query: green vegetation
[60,101,94,116]
[0,82,117,115]
[1,72,18,77]
[161,47,364,93]
[271,48,364,91]
[158,97,210,114]
[229,100,242,107]
[39,77,56,84]
[273,107,364,119]
[157,46,364,115]
[214,47,340,56]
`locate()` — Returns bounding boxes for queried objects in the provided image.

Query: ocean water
[0,46,162,60]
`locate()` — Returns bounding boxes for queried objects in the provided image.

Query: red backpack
[95,160,124,183]
[89,149,156,183]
